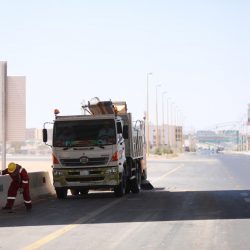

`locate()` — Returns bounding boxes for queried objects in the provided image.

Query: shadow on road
[1,188,250,227]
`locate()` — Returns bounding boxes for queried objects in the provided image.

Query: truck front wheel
[55,188,68,199]
[80,188,89,195]
[114,171,126,197]
[70,189,79,196]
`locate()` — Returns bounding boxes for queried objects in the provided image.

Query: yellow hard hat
[8,162,16,173]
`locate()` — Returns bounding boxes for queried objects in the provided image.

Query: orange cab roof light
[54,109,60,115]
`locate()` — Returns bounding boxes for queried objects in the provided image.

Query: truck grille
[68,170,103,175]
[60,157,109,167]
[66,177,104,182]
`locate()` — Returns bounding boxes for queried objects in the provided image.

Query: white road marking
[152,165,183,185]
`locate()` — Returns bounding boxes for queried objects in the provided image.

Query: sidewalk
[147,153,182,161]
[223,150,250,156]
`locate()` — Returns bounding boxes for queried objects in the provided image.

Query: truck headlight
[53,170,64,176]
[106,167,118,174]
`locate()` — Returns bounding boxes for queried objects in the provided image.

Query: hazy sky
[1,1,250,131]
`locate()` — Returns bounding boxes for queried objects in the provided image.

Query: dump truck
[43,98,152,199]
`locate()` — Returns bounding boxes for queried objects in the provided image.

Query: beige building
[149,123,183,150]
[6,76,26,142]
[26,128,53,142]
[26,128,43,141]
[0,61,26,142]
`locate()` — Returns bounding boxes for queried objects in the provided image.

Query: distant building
[26,128,43,141]
[0,61,26,142]
[149,123,183,150]
[26,128,53,142]
[6,76,26,142]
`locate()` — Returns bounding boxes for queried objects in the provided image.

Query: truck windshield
[53,119,116,147]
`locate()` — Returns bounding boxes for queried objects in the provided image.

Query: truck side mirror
[123,125,129,139]
[43,128,48,143]
[117,122,123,134]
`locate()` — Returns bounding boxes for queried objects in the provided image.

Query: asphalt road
[1,152,250,250]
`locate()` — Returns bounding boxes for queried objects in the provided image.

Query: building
[149,123,183,150]
[26,128,53,142]
[6,76,26,142]
[0,61,26,143]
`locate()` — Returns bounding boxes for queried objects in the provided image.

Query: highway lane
[1,153,250,250]
[216,153,250,188]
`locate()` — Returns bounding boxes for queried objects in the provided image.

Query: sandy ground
[11,160,52,173]
[3,153,181,183]
[4,158,53,181]
[5,154,180,173]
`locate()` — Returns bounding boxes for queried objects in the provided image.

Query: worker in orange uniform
[1,162,32,211]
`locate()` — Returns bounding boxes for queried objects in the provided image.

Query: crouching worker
[1,162,32,211]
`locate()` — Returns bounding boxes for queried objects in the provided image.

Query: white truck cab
[43,98,148,199]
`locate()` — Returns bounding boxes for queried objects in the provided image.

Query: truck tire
[70,189,79,196]
[80,188,89,195]
[131,163,141,194]
[114,171,126,197]
[141,168,147,181]
[124,161,130,194]
[56,188,68,199]
[125,179,131,194]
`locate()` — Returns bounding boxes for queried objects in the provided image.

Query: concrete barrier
[0,171,55,208]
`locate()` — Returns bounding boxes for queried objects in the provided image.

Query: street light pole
[172,103,176,148]
[167,97,171,147]
[146,72,152,156]
[0,61,7,171]
[155,84,161,148]
[170,102,174,148]
[162,91,167,146]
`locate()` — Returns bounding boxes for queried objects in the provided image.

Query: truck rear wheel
[141,168,147,181]
[56,188,68,199]
[125,179,131,194]
[131,163,141,194]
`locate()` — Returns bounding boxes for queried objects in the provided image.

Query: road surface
[1,152,250,250]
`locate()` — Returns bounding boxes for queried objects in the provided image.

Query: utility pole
[155,84,161,148]
[162,91,167,146]
[0,61,7,171]
[146,72,152,156]
[167,97,171,147]
[170,102,174,148]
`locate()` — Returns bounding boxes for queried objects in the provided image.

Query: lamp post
[172,103,177,148]
[146,72,152,156]
[176,108,181,149]
[170,102,175,148]
[167,97,171,147]
[162,91,167,146]
[0,61,7,171]
[155,84,161,148]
